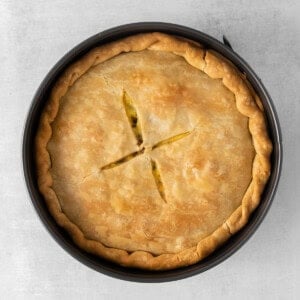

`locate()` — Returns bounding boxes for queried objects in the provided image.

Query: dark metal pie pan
[22,22,282,282]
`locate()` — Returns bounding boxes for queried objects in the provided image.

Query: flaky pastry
[35,33,272,270]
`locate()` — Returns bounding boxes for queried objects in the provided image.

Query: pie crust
[35,33,272,270]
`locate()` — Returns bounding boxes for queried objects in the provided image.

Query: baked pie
[35,33,272,270]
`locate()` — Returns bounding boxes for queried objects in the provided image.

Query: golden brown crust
[35,33,272,270]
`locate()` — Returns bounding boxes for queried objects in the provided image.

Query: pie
[35,33,272,270]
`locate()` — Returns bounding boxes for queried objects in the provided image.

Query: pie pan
[23,22,282,282]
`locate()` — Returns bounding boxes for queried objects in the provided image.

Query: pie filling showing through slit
[35,32,272,270]
[101,90,191,203]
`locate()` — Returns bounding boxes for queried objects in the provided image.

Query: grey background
[1,0,299,299]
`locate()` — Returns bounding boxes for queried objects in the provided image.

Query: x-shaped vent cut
[101,90,191,203]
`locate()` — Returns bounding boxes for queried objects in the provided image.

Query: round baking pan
[23,22,282,282]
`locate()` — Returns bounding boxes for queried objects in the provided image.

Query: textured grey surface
[1,0,299,299]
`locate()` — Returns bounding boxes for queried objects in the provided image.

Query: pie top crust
[35,33,272,270]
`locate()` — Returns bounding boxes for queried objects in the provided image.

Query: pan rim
[22,22,282,282]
